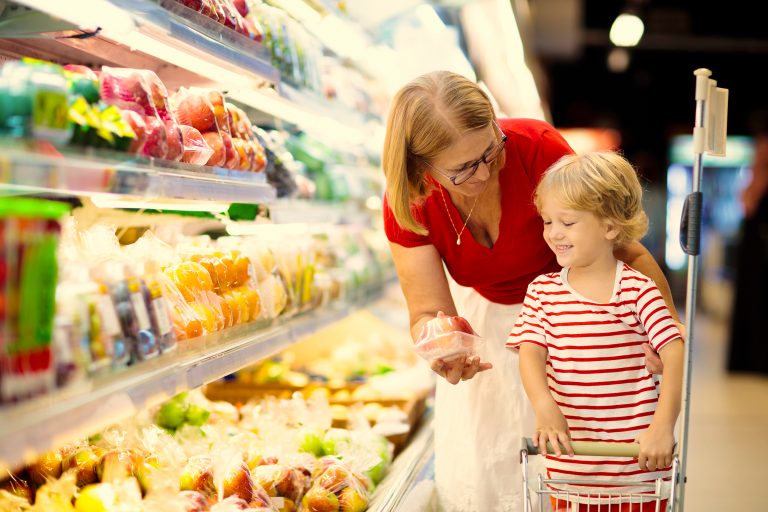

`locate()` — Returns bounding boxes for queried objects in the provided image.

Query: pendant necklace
[439,185,481,246]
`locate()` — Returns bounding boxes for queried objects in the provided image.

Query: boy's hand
[636,422,675,471]
[534,402,574,457]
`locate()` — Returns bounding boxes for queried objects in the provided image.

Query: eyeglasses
[424,123,507,186]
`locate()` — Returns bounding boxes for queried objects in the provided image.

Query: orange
[238,286,261,321]
[190,302,216,333]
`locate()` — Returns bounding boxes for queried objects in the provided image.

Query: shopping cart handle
[522,438,640,457]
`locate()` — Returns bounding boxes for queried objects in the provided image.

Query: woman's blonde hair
[382,70,499,235]
[534,151,649,247]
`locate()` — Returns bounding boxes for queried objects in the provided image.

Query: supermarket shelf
[0,142,276,204]
[10,0,278,89]
[370,409,435,512]
[0,296,376,472]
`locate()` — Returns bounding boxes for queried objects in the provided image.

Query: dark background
[535,0,768,183]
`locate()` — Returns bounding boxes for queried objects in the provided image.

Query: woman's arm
[389,242,490,383]
[389,242,457,340]
[615,241,680,322]
[519,343,573,456]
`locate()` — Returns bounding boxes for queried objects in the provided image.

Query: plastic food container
[412,331,485,363]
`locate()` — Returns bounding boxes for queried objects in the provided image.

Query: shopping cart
[519,68,729,512]
[520,438,679,512]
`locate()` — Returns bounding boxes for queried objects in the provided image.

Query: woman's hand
[642,321,685,374]
[636,422,675,471]
[533,402,573,457]
[430,355,492,385]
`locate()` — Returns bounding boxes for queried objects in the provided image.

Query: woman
[381,71,677,511]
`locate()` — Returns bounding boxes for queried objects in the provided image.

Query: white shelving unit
[0,143,276,204]
[0,1,433,505]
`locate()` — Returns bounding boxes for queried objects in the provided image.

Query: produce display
[0,198,70,404]
[204,310,434,452]
[0,3,426,512]
[0,59,268,174]
[0,390,392,511]
[0,219,392,406]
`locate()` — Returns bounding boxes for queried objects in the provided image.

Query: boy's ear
[604,220,620,241]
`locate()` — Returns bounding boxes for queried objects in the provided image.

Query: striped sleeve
[506,280,547,350]
[635,281,681,352]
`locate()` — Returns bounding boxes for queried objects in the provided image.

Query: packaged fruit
[179,125,215,165]
[413,312,484,363]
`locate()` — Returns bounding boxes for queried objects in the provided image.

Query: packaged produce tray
[203,381,428,452]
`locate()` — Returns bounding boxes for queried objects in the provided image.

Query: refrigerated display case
[0,1,436,510]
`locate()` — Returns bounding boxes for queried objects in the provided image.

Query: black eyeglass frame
[423,122,507,186]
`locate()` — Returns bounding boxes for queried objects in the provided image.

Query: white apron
[434,277,549,512]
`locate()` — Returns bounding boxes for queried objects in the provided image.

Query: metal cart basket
[521,439,679,512]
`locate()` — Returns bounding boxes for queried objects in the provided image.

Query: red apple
[432,313,474,335]
[232,0,248,17]
[180,457,215,498]
[175,93,217,133]
[180,126,214,165]
[302,486,340,512]
[178,490,208,512]
[222,461,254,502]
[121,110,147,154]
[165,121,184,162]
[62,447,101,487]
[202,131,226,167]
[316,464,351,493]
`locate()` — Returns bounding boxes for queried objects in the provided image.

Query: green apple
[184,404,210,426]
[156,399,188,430]
[321,428,352,456]
[298,428,326,457]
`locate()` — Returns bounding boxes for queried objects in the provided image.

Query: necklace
[439,185,481,246]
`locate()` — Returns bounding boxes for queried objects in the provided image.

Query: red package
[413,311,484,362]
[100,67,171,160]
[120,110,147,154]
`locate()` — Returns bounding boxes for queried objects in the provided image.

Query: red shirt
[383,118,574,305]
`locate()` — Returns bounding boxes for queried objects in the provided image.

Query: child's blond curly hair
[534,151,648,247]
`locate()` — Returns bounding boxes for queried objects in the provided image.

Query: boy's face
[539,194,618,269]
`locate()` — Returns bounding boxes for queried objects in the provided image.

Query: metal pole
[676,67,711,510]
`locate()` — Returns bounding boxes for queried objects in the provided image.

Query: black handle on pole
[679,191,702,256]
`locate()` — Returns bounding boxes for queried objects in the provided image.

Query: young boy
[506,151,684,511]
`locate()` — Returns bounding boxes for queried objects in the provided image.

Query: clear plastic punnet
[412,313,485,363]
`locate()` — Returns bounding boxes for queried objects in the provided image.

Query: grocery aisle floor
[684,311,768,510]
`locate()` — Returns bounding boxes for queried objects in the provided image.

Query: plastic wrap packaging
[99,67,169,159]
[412,313,485,363]
[301,462,370,512]
[179,125,215,165]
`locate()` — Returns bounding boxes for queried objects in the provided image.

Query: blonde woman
[507,151,684,511]
[382,71,677,511]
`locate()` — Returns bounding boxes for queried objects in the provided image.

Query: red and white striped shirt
[507,261,681,499]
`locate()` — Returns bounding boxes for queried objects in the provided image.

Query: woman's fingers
[641,343,664,374]
[432,356,492,384]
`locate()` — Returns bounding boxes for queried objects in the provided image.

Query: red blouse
[383,118,574,305]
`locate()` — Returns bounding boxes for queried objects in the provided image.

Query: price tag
[130,293,151,331]
[98,294,122,337]
[152,297,172,336]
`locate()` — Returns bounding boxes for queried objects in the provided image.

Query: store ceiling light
[609,13,644,47]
